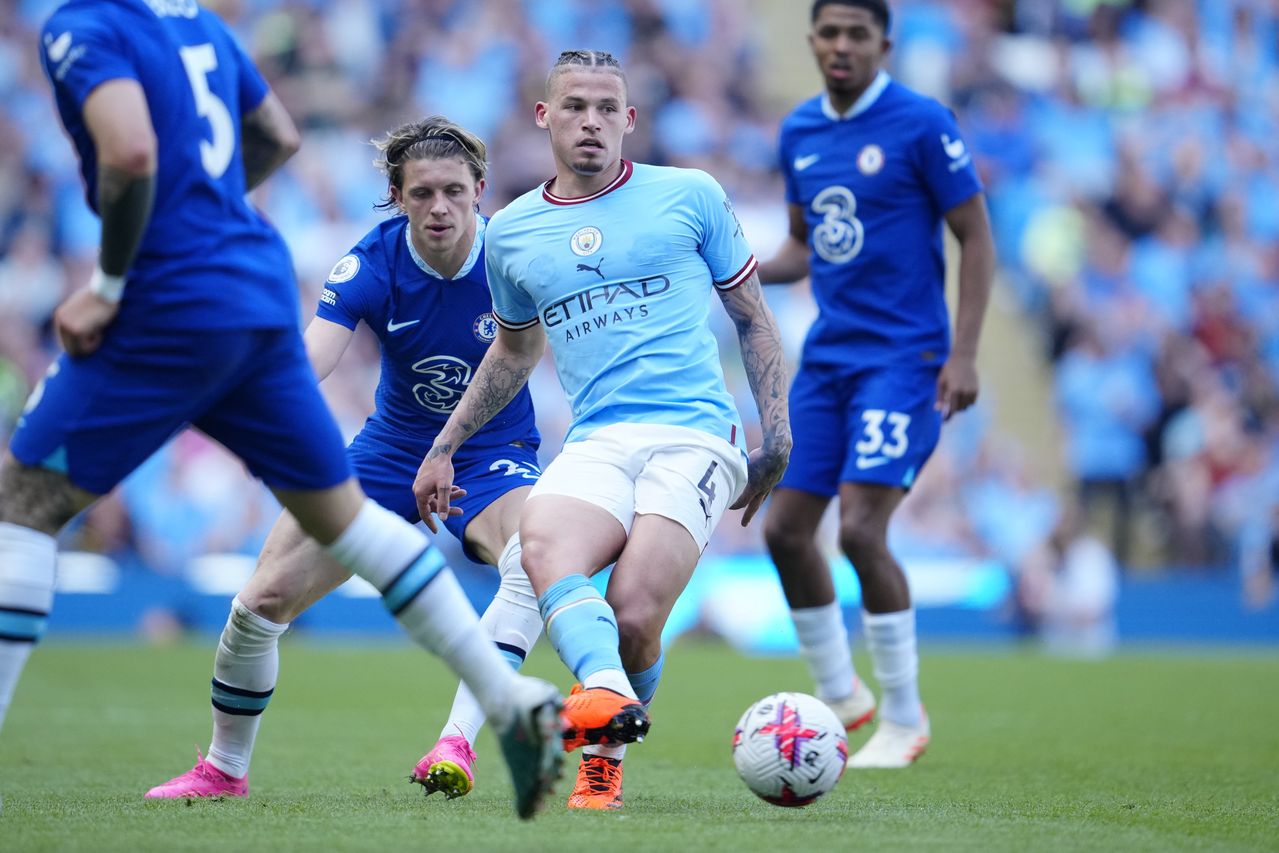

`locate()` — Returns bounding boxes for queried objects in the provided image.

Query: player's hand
[54,289,119,357]
[730,443,790,527]
[935,354,979,420]
[413,450,467,533]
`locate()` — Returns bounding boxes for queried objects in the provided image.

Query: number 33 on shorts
[855,409,909,466]
[849,407,937,488]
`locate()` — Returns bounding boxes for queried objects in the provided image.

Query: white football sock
[439,534,542,744]
[206,597,288,779]
[583,742,627,760]
[791,601,858,701]
[862,608,923,727]
[0,522,57,734]
[325,500,516,721]
[581,655,663,762]
[582,667,636,698]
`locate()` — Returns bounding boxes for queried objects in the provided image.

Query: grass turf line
[1,640,1276,852]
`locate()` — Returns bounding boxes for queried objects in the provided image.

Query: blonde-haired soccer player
[414,50,793,809]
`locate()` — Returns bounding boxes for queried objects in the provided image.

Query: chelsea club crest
[570,226,603,257]
[857,144,885,175]
[473,312,498,343]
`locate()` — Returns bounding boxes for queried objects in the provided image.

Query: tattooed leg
[0,451,97,534]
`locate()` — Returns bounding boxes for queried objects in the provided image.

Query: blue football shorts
[347,419,541,561]
[779,361,943,496]
[11,326,352,495]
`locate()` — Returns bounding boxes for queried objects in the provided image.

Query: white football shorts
[528,422,749,551]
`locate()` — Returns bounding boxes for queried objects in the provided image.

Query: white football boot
[822,678,877,732]
[847,708,930,769]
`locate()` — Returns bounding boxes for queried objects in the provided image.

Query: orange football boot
[560,684,650,752]
[566,755,624,810]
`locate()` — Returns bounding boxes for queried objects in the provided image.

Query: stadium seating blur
[0,0,1274,638]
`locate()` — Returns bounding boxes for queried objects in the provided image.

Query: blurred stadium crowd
[0,0,1274,623]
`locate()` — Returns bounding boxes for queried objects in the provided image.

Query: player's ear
[535,101,550,130]
[473,178,486,209]
[624,106,637,134]
[390,183,404,210]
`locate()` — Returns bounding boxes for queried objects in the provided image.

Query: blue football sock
[627,651,664,706]
[539,574,626,684]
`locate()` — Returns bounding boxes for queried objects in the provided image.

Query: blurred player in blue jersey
[758,0,995,769]
[413,50,793,809]
[145,116,544,803]
[0,1,562,818]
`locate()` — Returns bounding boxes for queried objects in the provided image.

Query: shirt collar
[405,213,486,280]
[820,70,890,121]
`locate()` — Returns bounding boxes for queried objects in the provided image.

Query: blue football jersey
[40,0,296,332]
[485,161,754,449]
[316,214,538,447]
[779,72,983,370]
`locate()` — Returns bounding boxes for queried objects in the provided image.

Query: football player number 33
[856,409,911,459]
[179,43,234,179]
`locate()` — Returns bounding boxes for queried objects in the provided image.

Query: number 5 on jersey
[179,43,234,179]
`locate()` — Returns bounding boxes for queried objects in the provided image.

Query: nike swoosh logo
[386,319,420,332]
[794,153,821,171]
[855,456,891,470]
[941,133,967,160]
[46,32,72,62]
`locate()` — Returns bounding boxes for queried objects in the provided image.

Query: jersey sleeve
[689,170,758,292]
[40,11,138,110]
[778,121,801,207]
[484,214,539,330]
[316,247,377,330]
[914,103,984,214]
[219,25,269,115]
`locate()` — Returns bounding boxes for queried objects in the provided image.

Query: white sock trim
[791,601,856,701]
[326,499,431,591]
[583,668,636,699]
[497,533,521,578]
[861,607,921,727]
[0,523,58,609]
[228,597,290,641]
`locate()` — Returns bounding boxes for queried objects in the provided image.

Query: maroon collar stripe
[542,160,634,205]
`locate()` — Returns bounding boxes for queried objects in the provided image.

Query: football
[732,692,848,807]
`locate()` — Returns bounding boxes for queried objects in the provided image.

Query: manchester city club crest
[570,226,603,256]
[473,312,498,343]
[857,144,885,175]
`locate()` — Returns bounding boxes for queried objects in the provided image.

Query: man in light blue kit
[0,0,560,818]
[759,0,996,769]
[414,50,794,809]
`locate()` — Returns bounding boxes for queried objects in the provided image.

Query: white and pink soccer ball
[732,692,848,807]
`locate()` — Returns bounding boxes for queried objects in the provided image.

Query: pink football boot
[145,748,248,799]
[410,734,477,799]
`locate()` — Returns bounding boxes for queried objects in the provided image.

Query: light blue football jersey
[485,161,755,449]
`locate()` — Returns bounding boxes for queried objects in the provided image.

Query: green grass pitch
[1,639,1276,852]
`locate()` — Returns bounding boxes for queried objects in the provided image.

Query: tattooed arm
[717,271,793,525]
[413,323,547,530]
[240,92,301,191]
[54,79,156,356]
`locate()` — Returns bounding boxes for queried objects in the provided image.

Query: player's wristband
[88,267,125,304]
